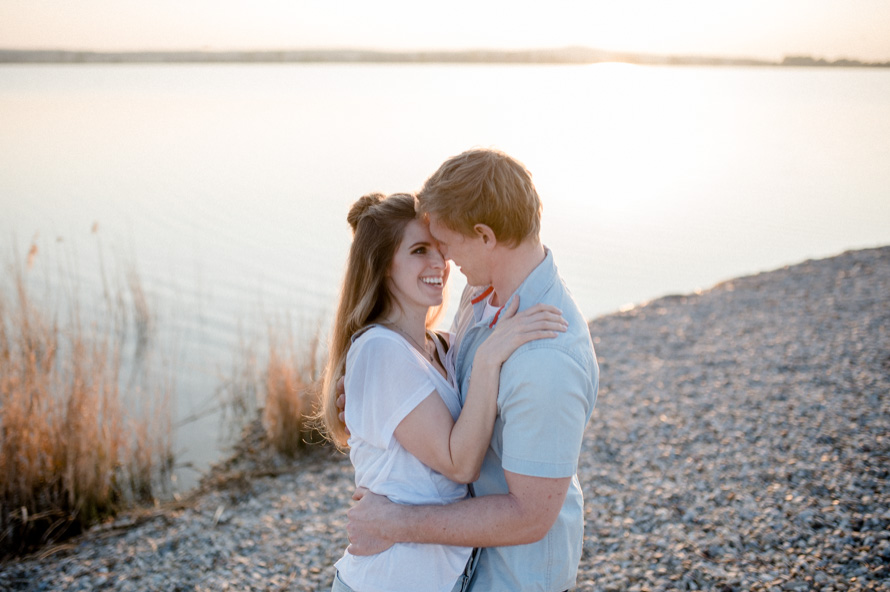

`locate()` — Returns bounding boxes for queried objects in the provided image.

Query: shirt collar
[469,246,557,329]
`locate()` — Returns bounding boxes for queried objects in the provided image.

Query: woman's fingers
[483,300,567,362]
[521,315,567,330]
[521,302,561,314]
[496,299,562,324]
[498,295,521,320]
[511,307,566,330]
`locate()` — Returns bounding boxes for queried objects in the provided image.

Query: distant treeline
[780,55,890,67]
[1,48,888,67]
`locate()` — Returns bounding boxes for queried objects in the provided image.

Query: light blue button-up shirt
[452,248,599,592]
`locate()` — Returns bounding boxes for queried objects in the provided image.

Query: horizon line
[2,47,888,67]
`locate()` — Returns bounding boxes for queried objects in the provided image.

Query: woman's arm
[393,359,500,483]
[393,297,566,483]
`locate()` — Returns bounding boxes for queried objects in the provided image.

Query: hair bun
[347,192,385,232]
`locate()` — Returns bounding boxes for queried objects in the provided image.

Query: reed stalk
[220,320,327,458]
[262,326,325,456]
[0,250,172,558]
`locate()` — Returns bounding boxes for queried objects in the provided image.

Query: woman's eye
[412,247,426,254]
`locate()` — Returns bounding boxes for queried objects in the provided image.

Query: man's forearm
[346,474,571,555]
[390,474,571,548]
[395,493,541,547]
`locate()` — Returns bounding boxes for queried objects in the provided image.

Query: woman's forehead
[400,218,433,245]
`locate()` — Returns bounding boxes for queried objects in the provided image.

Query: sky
[1,0,889,62]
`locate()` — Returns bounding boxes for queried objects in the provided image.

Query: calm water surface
[2,64,889,488]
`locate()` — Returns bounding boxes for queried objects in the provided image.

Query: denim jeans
[330,571,471,592]
[331,548,479,592]
[330,571,355,592]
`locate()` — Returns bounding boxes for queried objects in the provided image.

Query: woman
[321,192,565,592]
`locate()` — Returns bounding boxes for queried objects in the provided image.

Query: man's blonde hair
[417,148,542,246]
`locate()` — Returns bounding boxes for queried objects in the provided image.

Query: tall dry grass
[262,328,325,456]
[0,251,172,558]
[221,322,326,458]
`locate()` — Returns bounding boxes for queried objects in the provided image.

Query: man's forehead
[427,216,452,240]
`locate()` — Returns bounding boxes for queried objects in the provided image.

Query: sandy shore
[2,246,888,591]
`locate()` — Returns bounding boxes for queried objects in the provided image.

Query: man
[346,148,599,591]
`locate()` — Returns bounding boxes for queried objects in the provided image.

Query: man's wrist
[386,502,423,544]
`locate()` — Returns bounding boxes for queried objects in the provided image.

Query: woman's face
[386,219,449,317]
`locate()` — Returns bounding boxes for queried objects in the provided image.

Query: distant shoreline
[2,47,889,67]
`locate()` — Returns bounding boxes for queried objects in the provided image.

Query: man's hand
[335,376,349,435]
[346,488,399,556]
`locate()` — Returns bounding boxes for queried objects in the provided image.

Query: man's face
[427,215,490,286]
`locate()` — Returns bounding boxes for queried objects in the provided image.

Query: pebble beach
[1,246,888,591]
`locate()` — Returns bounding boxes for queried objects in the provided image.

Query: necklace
[381,321,433,362]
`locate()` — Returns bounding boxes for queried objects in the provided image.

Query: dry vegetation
[1,244,329,560]
[0,251,173,558]
[262,327,325,456]
[220,321,327,460]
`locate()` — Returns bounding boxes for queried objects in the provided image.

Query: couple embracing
[320,148,599,592]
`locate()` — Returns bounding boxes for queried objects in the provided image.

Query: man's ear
[473,224,497,247]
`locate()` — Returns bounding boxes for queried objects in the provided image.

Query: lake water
[2,64,889,489]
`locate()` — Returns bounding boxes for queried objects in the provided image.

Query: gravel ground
[1,246,887,591]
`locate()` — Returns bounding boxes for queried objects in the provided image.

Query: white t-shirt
[334,325,471,592]
[479,294,501,325]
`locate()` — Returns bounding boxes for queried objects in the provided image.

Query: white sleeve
[345,333,437,450]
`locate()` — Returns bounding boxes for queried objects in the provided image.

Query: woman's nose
[430,249,446,268]
[437,244,449,261]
